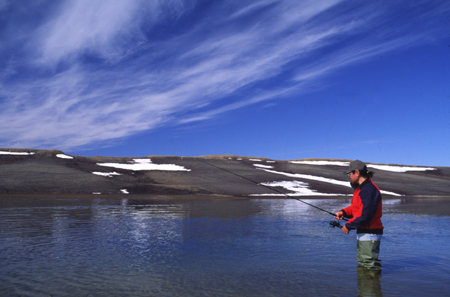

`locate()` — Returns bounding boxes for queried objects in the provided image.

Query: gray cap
[344,160,368,175]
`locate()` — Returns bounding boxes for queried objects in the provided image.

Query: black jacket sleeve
[346,182,381,230]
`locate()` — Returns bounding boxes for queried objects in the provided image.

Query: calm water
[1,197,449,296]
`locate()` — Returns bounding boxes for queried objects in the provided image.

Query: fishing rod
[198,159,346,228]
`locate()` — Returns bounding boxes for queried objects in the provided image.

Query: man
[335,160,383,270]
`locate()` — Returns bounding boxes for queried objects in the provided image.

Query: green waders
[356,240,381,270]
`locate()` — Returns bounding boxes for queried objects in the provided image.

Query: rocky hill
[1,149,449,198]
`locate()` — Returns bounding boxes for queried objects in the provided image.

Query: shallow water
[1,197,449,296]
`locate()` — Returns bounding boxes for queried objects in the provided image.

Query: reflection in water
[0,197,449,296]
[357,266,382,297]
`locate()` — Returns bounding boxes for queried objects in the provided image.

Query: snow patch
[379,189,403,196]
[0,151,35,155]
[251,180,349,197]
[92,171,122,177]
[97,159,190,171]
[249,158,262,162]
[291,160,349,166]
[291,160,436,172]
[369,164,436,172]
[263,169,350,187]
[120,189,129,194]
[253,164,274,169]
[56,154,73,159]
[259,168,403,196]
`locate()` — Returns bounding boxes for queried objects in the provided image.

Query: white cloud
[34,0,189,65]
[0,0,448,150]
[37,1,141,63]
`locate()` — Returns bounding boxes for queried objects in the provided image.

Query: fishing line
[198,159,347,227]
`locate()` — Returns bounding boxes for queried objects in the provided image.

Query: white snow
[259,168,403,196]
[253,164,274,169]
[0,151,35,155]
[378,189,403,196]
[97,158,191,171]
[249,158,262,162]
[291,160,350,166]
[92,192,101,195]
[92,171,122,177]
[368,164,436,172]
[251,180,349,197]
[263,168,350,187]
[291,160,436,172]
[56,154,73,159]
[120,189,129,194]
[382,199,403,205]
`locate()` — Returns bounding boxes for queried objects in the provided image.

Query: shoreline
[1,193,449,200]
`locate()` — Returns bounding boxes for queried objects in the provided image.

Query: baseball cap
[344,160,368,175]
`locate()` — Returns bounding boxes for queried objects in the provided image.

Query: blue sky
[0,0,449,166]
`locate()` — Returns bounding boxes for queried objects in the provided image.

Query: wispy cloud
[34,0,189,65]
[0,0,448,150]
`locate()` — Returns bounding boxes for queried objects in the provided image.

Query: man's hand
[342,224,349,234]
[334,210,344,220]
[335,211,349,233]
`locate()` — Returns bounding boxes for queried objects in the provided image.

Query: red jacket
[342,178,383,234]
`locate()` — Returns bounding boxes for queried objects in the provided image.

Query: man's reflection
[357,266,382,297]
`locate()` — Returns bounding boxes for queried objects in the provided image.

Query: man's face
[349,170,360,184]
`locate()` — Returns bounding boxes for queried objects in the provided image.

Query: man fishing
[335,160,383,270]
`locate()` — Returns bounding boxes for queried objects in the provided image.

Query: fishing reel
[329,220,343,228]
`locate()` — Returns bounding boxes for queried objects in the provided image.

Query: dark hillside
[1,149,449,198]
